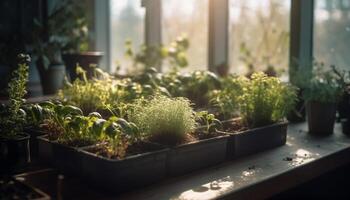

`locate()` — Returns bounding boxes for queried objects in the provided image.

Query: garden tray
[24,127,48,158]
[37,136,84,175]
[79,144,168,193]
[166,135,229,176]
[218,121,288,159]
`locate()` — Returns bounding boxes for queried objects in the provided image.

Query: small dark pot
[40,64,66,95]
[62,52,103,81]
[341,119,350,135]
[166,136,229,176]
[306,101,336,135]
[338,93,350,120]
[23,127,48,159]
[219,121,288,159]
[80,145,168,193]
[0,133,30,174]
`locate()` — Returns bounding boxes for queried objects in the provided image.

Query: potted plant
[286,62,314,123]
[129,96,228,176]
[303,74,342,135]
[32,14,66,95]
[0,54,31,174]
[35,100,167,192]
[36,102,93,173]
[331,66,350,135]
[36,101,167,193]
[55,0,103,80]
[216,72,297,158]
[77,116,168,193]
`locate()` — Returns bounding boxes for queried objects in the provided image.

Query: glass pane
[229,0,290,77]
[110,0,145,74]
[162,0,208,72]
[314,0,350,70]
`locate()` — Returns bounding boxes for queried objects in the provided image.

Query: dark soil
[86,141,164,160]
[41,134,94,148]
[147,133,197,147]
[192,130,226,140]
[221,118,248,133]
[60,139,95,148]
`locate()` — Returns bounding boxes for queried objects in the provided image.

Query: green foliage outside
[125,36,189,72]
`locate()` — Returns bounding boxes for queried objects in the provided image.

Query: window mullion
[289,0,314,81]
[208,0,229,76]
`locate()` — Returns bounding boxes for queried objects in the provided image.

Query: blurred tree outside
[109,0,350,77]
[229,0,290,77]
[110,0,145,74]
[314,0,350,70]
[162,0,208,72]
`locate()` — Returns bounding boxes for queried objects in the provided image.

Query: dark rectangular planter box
[79,146,168,193]
[166,135,229,176]
[37,135,53,164]
[51,142,83,175]
[37,136,83,175]
[219,121,288,159]
[24,127,48,159]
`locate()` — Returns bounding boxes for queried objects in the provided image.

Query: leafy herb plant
[0,54,30,138]
[303,79,342,103]
[195,111,222,136]
[302,65,343,104]
[237,72,297,128]
[211,74,244,120]
[129,96,196,146]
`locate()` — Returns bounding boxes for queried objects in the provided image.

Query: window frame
[94,0,315,79]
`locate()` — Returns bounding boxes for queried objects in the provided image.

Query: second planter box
[219,121,288,159]
[166,135,229,176]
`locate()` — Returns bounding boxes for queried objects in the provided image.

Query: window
[229,0,290,77]
[110,0,145,74]
[162,0,208,72]
[314,0,350,70]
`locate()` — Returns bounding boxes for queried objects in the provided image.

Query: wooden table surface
[16,122,350,200]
